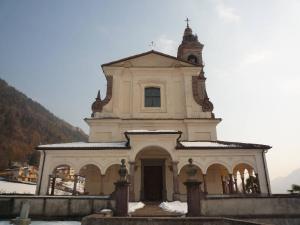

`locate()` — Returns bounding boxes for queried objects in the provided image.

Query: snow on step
[128,202,145,213]
[159,201,187,214]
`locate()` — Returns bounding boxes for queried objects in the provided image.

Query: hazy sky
[1,0,300,180]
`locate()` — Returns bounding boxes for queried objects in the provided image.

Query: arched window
[187,55,198,64]
[145,87,161,107]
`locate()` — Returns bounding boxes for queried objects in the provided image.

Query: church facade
[36,24,271,202]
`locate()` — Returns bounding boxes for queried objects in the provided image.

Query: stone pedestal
[11,201,31,225]
[114,180,130,217]
[184,180,201,217]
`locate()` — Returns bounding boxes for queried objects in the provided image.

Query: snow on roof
[180,141,235,148]
[0,180,36,194]
[37,142,128,149]
[126,129,179,133]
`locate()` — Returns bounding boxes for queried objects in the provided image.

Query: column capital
[172,160,179,165]
[128,161,136,165]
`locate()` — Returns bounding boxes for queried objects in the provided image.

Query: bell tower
[177,18,204,65]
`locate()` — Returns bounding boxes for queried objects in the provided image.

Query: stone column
[234,176,238,193]
[129,161,136,201]
[249,175,254,193]
[221,176,226,194]
[172,161,180,200]
[241,174,246,194]
[255,173,261,194]
[202,174,208,194]
[229,174,234,194]
[47,175,51,195]
[72,174,78,195]
[100,174,105,195]
[50,176,56,195]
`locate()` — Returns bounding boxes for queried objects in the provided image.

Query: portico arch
[79,164,101,195]
[206,163,230,194]
[134,146,173,201]
[233,163,260,194]
[178,164,203,196]
[49,164,76,195]
[132,145,174,161]
[103,164,120,195]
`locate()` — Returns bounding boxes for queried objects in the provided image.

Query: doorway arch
[134,146,173,201]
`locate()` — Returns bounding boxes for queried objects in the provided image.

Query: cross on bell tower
[185,17,190,27]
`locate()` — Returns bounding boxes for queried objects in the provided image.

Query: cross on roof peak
[149,41,156,50]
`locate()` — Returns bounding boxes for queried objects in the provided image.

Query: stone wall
[1,194,300,225]
[201,195,300,225]
[0,195,115,219]
[202,195,300,217]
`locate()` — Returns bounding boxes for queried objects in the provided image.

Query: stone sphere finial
[186,158,197,178]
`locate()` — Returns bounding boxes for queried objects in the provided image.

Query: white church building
[36,23,271,202]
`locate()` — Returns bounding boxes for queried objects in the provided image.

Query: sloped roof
[101,50,200,67]
[36,140,271,151]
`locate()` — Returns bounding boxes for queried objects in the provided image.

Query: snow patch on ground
[128,202,145,213]
[0,222,80,225]
[0,181,36,194]
[159,201,187,214]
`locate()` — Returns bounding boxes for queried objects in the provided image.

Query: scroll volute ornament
[91,76,113,116]
[202,97,214,112]
[192,72,214,113]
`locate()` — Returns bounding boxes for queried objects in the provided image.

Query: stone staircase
[82,202,269,225]
[82,216,268,225]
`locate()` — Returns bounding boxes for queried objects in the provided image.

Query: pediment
[102,51,198,68]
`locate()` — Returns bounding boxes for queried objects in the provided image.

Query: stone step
[82,215,268,225]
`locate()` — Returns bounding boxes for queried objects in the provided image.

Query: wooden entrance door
[143,165,163,201]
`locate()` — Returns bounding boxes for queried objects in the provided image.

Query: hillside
[0,78,88,169]
[271,168,300,193]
